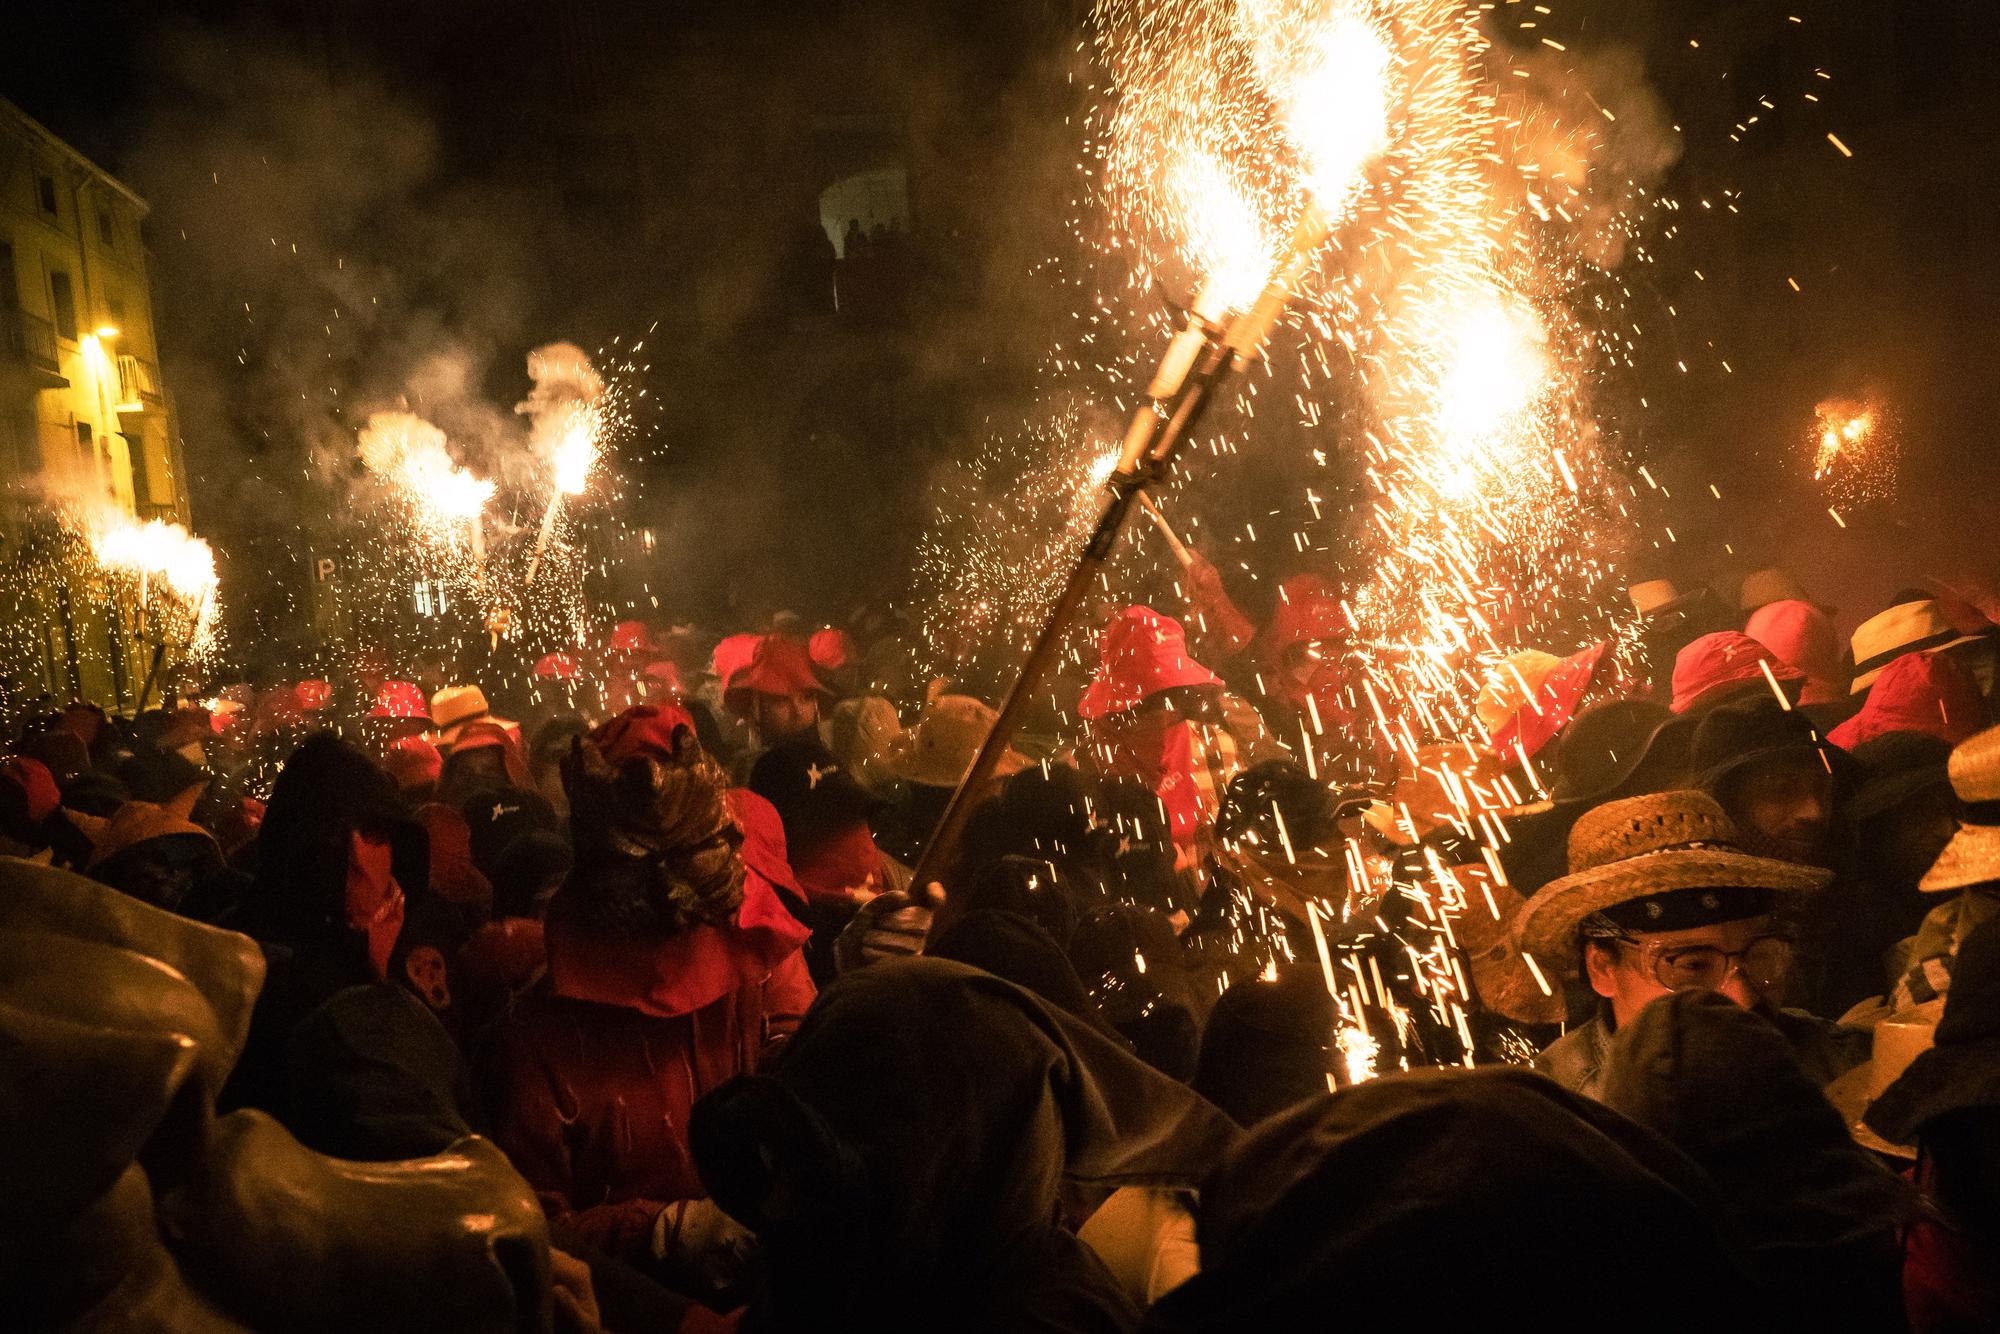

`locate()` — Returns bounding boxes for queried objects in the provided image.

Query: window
[36,173,58,217]
[107,291,125,323]
[125,431,152,503]
[49,269,78,340]
[97,209,116,249]
[0,240,17,309]
[77,420,94,451]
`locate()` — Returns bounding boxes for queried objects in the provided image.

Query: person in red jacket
[482,704,814,1302]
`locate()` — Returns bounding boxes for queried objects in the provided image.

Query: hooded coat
[224,734,430,1122]
[690,957,1241,1333]
[480,707,815,1262]
[1140,1066,1762,1332]
[1601,991,1910,1330]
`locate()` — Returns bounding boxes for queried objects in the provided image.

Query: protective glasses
[1608,934,1795,994]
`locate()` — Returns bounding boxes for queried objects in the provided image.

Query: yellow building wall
[3,99,189,708]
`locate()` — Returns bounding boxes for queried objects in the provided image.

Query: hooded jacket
[481,707,815,1261]
[690,957,1240,1333]
[1141,1067,1761,1332]
[1601,991,1909,1329]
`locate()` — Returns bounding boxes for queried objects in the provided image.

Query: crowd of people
[5,564,1999,1332]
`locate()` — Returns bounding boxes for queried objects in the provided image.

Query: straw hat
[429,684,517,749]
[876,694,1029,789]
[1848,599,1985,693]
[1865,918,2000,1148]
[1736,567,1814,613]
[1512,790,1831,965]
[1822,1000,1943,1159]
[1917,724,2000,893]
[1628,579,1682,618]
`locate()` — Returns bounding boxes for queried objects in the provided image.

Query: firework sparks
[1079,0,1654,1068]
[358,411,495,528]
[1811,396,1896,507]
[519,343,609,586]
[89,511,222,658]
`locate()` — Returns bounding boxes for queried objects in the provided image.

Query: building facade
[2,94,191,707]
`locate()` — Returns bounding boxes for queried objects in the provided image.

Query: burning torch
[909,204,1335,891]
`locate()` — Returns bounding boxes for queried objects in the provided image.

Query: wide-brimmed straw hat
[875,694,1029,789]
[1864,918,2000,1147]
[429,684,517,749]
[1918,724,2000,893]
[1628,579,1682,617]
[1823,1000,1943,1159]
[1848,598,1985,694]
[1513,790,1831,966]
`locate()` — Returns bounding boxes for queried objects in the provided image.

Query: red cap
[1670,632,1804,714]
[1828,652,1986,750]
[2,756,61,824]
[1265,575,1349,657]
[611,620,655,654]
[1079,606,1221,720]
[370,680,433,721]
[712,633,763,691]
[643,659,685,694]
[451,721,531,788]
[382,735,444,791]
[589,704,703,767]
[809,626,856,673]
[532,652,582,681]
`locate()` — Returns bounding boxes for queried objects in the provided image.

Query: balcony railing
[117,353,165,409]
[1,307,64,381]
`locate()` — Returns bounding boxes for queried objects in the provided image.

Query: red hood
[1828,651,1985,749]
[1080,605,1220,720]
[1671,632,1803,713]
[546,872,809,1019]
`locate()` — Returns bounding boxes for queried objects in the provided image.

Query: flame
[1170,150,1274,316]
[1240,0,1394,214]
[93,517,219,602]
[1813,402,1872,480]
[358,412,494,524]
[552,406,600,496]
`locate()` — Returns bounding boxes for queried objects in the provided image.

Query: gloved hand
[649,1197,759,1304]
[832,888,933,973]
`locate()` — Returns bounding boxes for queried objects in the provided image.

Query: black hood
[1144,1066,1759,1331]
[692,957,1237,1331]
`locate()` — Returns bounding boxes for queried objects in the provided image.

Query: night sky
[7,0,2000,663]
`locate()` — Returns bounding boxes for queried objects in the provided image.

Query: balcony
[116,353,165,412]
[0,307,68,388]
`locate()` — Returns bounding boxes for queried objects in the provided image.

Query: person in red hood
[1080,606,1281,854]
[482,704,814,1296]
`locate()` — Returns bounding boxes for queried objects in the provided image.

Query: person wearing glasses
[1513,789,1870,1099]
